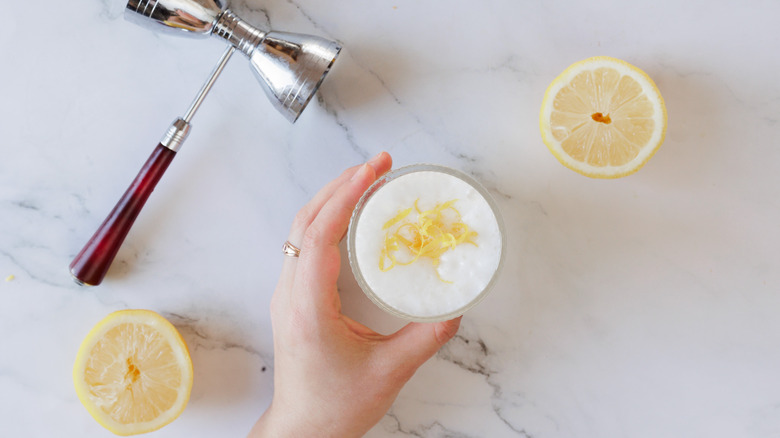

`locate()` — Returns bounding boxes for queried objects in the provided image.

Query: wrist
[249,404,299,438]
[248,400,366,438]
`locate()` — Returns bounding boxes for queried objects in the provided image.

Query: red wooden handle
[70,144,176,286]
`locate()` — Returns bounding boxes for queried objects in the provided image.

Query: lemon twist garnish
[379,199,478,282]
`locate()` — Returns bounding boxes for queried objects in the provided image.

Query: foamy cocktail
[348,165,505,322]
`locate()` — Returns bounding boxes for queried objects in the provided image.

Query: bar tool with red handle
[70,0,341,285]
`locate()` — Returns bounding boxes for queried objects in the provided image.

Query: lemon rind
[73,309,193,436]
[540,56,667,179]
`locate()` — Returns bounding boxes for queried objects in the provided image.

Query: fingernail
[350,163,370,181]
[367,152,384,169]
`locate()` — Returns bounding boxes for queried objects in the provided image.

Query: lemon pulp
[84,323,182,424]
[74,310,193,436]
[540,56,667,178]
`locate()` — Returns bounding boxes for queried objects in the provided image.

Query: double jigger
[70,0,341,286]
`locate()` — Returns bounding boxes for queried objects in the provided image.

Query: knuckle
[287,306,318,342]
[271,299,317,344]
[340,167,355,180]
[292,205,315,236]
[337,202,355,223]
[269,294,282,319]
[434,321,460,347]
[301,223,325,251]
[287,304,306,329]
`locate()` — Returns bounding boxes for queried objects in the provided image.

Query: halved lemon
[73,310,193,436]
[540,56,667,178]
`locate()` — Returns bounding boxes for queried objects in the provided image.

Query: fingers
[294,163,378,313]
[287,152,392,247]
[279,152,391,294]
[383,316,463,372]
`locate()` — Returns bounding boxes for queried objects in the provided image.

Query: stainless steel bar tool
[70,0,341,286]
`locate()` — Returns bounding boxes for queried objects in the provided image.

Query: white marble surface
[2,0,780,436]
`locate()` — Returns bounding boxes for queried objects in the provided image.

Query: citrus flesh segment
[73,310,193,436]
[540,56,667,178]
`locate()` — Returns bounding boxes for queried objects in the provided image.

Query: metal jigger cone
[70,0,341,286]
[126,0,341,122]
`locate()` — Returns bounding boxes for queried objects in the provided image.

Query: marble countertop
[3,1,780,436]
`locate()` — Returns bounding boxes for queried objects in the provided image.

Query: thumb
[384,316,462,372]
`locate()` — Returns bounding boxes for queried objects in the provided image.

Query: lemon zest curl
[379,199,478,282]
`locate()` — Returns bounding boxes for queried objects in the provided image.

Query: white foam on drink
[353,171,502,318]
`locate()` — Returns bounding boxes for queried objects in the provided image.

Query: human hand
[249,152,462,438]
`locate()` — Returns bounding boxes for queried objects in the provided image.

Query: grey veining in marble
[2,1,780,437]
